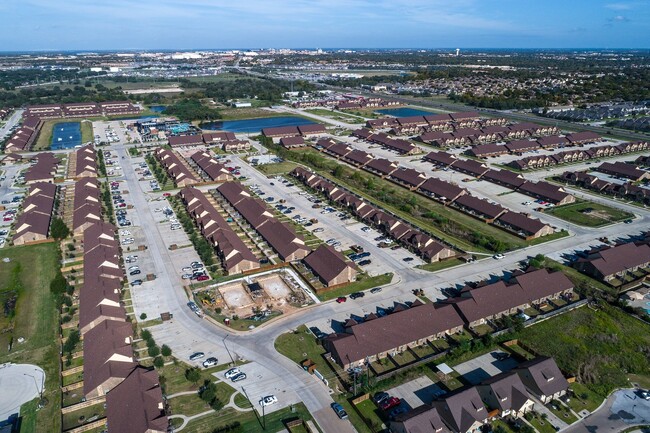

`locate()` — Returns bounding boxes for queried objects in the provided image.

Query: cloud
[609,15,630,22]
[605,2,633,10]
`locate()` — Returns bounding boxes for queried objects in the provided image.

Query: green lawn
[33,120,56,150]
[568,382,603,413]
[0,243,61,433]
[545,200,634,227]
[158,363,230,396]
[168,393,212,417]
[416,258,464,272]
[517,303,650,396]
[317,273,393,301]
[547,400,578,424]
[274,325,328,366]
[255,161,300,175]
[354,398,385,432]
[525,412,557,433]
[181,402,317,433]
[80,120,93,143]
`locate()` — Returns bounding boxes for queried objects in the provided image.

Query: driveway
[563,389,650,433]
[387,376,446,409]
[453,350,519,385]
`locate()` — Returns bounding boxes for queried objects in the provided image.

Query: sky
[1,0,649,51]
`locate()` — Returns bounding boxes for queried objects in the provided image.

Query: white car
[493,253,505,260]
[224,367,241,379]
[259,395,278,407]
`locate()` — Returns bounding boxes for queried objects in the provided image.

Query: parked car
[231,373,247,382]
[189,352,205,361]
[224,368,241,379]
[370,287,383,294]
[331,402,348,419]
[403,257,414,262]
[380,397,401,411]
[372,392,389,404]
[493,253,505,260]
[202,357,218,368]
[259,395,278,407]
[358,259,372,266]
[130,279,143,287]
[196,275,209,282]
[336,296,347,303]
[389,406,408,420]
[182,274,192,279]
[349,292,365,300]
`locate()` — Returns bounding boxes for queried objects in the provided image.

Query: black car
[373,392,389,404]
[349,292,365,300]
[403,257,414,262]
[129,269,141,276]
[358,259,372,266]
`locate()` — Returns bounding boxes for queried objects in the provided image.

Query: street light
[23,371,43,401]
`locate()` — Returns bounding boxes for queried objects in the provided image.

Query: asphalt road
[0,109,24,142]
[112,143,357,433]
[563,389,650,433]
[0,363,45,421]
[113,124,650,433]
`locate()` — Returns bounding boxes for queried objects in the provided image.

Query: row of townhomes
[509,141,649,171]
[316,138,556,240]
[468,131,601,158]
[390,357,569,433]
[24,101,140,118]
[62,148,167,432]
[324,267,574,369]
[291,167,457,262]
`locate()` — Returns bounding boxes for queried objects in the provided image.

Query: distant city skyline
[1,0,649,51]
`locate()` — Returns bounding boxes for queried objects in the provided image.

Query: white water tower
[455,48,460,57]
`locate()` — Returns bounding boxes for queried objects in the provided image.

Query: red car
[336,296,347,303]
[163,192,171,197]
[379,397,401,411]
[196,275,209,281]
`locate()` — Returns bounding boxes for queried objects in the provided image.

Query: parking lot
[233,156,424,275]
[110,154,207,319]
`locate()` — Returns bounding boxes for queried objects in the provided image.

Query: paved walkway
[532,397,569,431]
[167,382,253,431]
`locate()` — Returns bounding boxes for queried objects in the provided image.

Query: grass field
[33,120,56,150]
[317,273,393,301]
[256,161,300,176]
[280,149,527,253]
[180,402,317,433]
[80,120,93,143]
[546,200,634,227]
[417,258,464,272]
[517,303,650,396]
[0,243,61,433]
[305,108,367,123]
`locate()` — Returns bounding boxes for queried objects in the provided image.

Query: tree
[50,217,71,239]
[153,356,164,369]
[185,368,201,385]
[161,344,172,357]
[139,313,147,320]
[140,329,152,340]
[148,345,160,357]
[50,271,68,296]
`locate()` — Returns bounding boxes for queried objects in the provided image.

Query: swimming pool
[375,107,436,117]
[51,122,81,149]
[201,116,315,133]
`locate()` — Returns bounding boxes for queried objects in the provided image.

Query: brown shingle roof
[303,245,355,285]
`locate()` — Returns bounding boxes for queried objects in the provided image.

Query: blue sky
[1,0,648,51]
